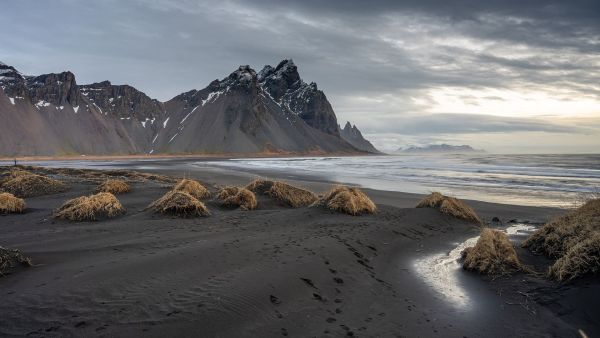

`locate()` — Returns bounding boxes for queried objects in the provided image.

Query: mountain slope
[0,60,377,156]
[157,65,355,154]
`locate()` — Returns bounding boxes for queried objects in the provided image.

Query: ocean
[197,154,600,208]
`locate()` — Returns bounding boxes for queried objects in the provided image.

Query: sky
[1,0,599,153]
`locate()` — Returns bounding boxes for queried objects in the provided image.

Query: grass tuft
[523,198,600,281]
[0,170,67,198]
[313,185,376,215]
[55,192,126,221]
[0,246,32,275]
[217,186,257,210]
[246,179,317,207]
[0,192,26,214]
[173,179,211,200]
[461,228,524,275]
[95,179,131,194]
[149,190,210,217]
[416,192,481,223]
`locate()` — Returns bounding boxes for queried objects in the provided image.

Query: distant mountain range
[397,144,484,154]
[0,60,378,156]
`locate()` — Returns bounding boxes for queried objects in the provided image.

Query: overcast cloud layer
[1,0,599,153]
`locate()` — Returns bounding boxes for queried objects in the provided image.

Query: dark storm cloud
[0,0,599,152]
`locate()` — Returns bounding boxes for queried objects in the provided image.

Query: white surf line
[412,223,536,309]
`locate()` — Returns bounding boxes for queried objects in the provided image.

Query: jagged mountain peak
[274,59,299,80]
[259,59,301,97]
[340,121,380,153]
[0,62,21,74]
[275,58,295,70]
[0,63,27,97]
[258,59,338,136]
[226,65,257,85]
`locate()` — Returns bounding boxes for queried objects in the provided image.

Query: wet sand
[0,161,597,337]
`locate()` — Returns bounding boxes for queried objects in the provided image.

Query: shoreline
[0,151,379,162]
[2,156,575,211]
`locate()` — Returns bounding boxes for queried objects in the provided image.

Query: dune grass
[0,168,31,183]
[173,179,211,200]
[0,192,26,214]
[313,185,376,216]
[0,169,67,198]
[55,192,126,221]
[9,165,176,184]
[0,247,32,275]
[523,198,600,281]
[461,228,524,275]
[217,186,257,210]
[246,179,317,207]
[417,192,481,223]
[95,179,131,194]
[149,190,210,217]
[548,233,600,281]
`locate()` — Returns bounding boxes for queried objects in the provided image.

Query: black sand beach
[0,161,598,337]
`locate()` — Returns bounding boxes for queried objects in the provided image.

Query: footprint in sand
[270,295,282,305]
[300,277,318,289]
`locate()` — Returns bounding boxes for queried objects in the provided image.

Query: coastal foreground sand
[0,161,598,337]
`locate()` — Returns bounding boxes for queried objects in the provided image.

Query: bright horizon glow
[426,87,600,118]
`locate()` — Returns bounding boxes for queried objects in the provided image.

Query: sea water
[198,154,600,207]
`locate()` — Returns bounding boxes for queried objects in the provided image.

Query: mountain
[0,63,148,156]
[258,60,339,136]
[340,121,380,153]
[397,144,484,154]
[0,60,378,156]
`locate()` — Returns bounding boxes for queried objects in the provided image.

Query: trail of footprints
[268,235,402,337]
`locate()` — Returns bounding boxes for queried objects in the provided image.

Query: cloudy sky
[1,0,599,153]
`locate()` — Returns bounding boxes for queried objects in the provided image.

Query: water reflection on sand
[413,223,536,309]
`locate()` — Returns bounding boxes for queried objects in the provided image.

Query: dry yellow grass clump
[1,170,68,198]
[0,247,32,275]
[461,228,523,275]
[246,179,317,207]
[416,192,481,223]
[95,179,131,194]
[0,192,26,214]
[173,179,211,200]
[217,186,257,210]
[0,168,31,183]
[149,190,210,217]
[313,185,376,216]
[523,198,600,281]
[55,192,126,221]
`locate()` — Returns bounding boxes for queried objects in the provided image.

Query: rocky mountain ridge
[0,60,377,156]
